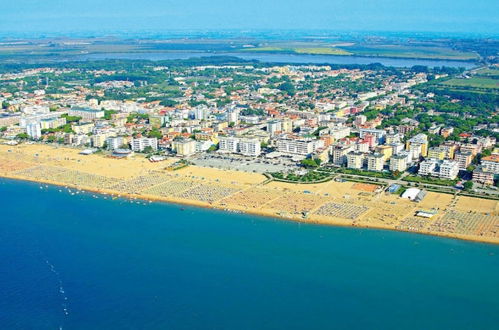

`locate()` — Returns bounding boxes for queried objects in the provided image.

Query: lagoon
[76,52,477,68]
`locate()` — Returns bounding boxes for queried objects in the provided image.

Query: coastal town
[0,59,498,243]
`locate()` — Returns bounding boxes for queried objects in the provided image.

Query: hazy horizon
[2,0,498,37]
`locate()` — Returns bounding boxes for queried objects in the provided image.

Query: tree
[147,129,162,139]
[104,110,118,120]
[16,133,29,140]
[0,126,7,132]
[278,81,296,96]
[160,99,178,107]
[301,158,320,168]
[463,181,473,191]
[142,146,154,154]
[62,114,82,123]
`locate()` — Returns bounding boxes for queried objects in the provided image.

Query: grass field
[336,44,479,60]
[441,77,498,89]
[474,67,499,76]
[241,47,351,55]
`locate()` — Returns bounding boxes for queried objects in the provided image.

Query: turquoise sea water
[0,178,498,329]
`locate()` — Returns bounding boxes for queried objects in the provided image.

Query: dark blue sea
[0,178,498,330]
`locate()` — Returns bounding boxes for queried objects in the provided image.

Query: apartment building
[455,151,473,170]
[406,133,428,157]
[69,107,104,121]
[278,138,323,156]
[239,138,261,157]
[331,144,355,165]
[346,152,365,169]
[419,159,459,179]
[390,154,409,172]
[219,136,261,156]
[367,153,385,172]
[131,137,158,152]
[172,139,196,156]
[472,166,495,185]
[427,147,447,160]
[106,136,128,151]
[481,155,499,174]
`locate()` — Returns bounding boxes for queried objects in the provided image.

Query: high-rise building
[172,139,196,156]
[427,147,447,160]
[218,136,261,156]
[455,151,473,170]
[267,120,282,136]
[26,122,41,139]
[219,136,240,153]
[331,144,355,165]
[131,137,158,152]
[346,152,365,169]
[390,154,410,172]
[406,134,428,157]
[239,138,261,157]
[367,153,385,172]
[106,136,128,150]
[481,154,499,174]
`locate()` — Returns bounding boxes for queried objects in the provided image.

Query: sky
[1,0,498,36]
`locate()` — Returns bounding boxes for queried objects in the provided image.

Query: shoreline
[2,172,498,245]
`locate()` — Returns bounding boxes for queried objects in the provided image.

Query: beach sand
[1,143,498,244]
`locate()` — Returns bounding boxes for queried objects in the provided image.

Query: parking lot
[191,153,299,173]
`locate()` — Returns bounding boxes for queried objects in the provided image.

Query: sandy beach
[1,143,498,244]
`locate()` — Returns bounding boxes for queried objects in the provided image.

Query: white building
[69,107,104,121]
[26,122,42,139]
[196,140,214,152]
[354,115,366,126]
[106,136,128,150]
[131,137,158,152]
[218,136,261,156]
[239,138,261,156]
[331,144,355,165]
[19,112,65,128]
[481,155,499,174]
[419,159,459,179]
[40,117,66,130]
[227,108,239,124]
[278,138,323,156]
[193,106,210,120]
[390,154,409,172]
[219,136,240,153]
[439,160,460,179]
[419,159,438,176]
[173,139,196,156]
[347,152,365,169]
[329,126,351,140]
[267,120,282,136]
[359,128,386,144]
[367,153,385,172]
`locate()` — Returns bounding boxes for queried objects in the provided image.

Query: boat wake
[44,258,70,328]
